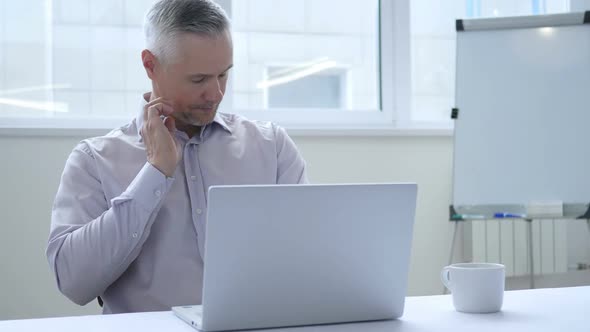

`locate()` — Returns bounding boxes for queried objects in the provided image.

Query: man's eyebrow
[188,65,234,78]
[222,64,234,73]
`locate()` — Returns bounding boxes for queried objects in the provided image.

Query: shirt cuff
[122,162,175,213]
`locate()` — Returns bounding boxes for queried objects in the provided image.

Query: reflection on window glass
[230,0,380,111]
[266,66,345,109]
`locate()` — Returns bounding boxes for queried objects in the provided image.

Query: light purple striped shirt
[46,101,308,314]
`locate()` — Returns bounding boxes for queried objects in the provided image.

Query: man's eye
[192,78,205,84]
[219,73,227,78]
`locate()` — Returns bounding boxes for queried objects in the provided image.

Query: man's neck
[175,121,202,139]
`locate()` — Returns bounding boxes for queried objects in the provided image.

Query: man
[46,0,307,314]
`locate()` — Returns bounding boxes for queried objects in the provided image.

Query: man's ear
[142,49,157,80]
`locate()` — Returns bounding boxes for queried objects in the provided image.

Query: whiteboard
[453,13,590,209]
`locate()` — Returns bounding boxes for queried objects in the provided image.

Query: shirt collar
[135,94,232,140]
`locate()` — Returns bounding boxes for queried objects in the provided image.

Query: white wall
[0,133,457,320]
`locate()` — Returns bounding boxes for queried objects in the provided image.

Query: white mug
[440,263,505,313]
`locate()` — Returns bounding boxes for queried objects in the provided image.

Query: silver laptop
[172,183,417,331]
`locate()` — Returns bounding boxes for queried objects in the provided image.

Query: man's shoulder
[217,112,282,140]
[76,120,141,157]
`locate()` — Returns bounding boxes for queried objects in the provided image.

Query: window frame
[218,0,396,131]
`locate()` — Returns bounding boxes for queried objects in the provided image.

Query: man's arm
[46,143,174,305]
[47,96,180,306]
[274,124,308,184]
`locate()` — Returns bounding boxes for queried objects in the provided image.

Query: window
[227,0,382,123]
[0,0,387,131]
[0,0,159,129]
[0,0,578,133]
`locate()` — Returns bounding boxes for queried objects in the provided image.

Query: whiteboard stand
[525,218,535,289]
[444,219,462,294]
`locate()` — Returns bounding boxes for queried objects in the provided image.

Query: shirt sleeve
[274,124,309,184]
[46,142,174,306]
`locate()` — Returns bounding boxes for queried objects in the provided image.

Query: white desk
[1,286,587,331]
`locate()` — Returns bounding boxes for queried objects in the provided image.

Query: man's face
[147,30,233,127]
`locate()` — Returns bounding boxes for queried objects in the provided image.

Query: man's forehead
[168,33,233,72]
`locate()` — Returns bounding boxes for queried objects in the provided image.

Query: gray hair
[144,0,230,62]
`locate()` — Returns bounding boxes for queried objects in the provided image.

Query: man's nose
[203,78,223,103]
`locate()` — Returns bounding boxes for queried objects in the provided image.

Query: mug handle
[440,266,452,292]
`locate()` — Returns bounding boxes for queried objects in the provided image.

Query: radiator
[469,219,569,276]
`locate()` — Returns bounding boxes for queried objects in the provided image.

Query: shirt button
[155,189,161,197]
[190,175,197,181]
[196,209,203,215]
[132,233,138,238]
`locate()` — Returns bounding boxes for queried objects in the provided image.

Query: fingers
[163,116,176,133]
[142,101,175,140]
[143,97,174,120]
[147,102,174,120]
[145,97,172,109]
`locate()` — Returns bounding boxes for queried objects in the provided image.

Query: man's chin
[172,112,216,127]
